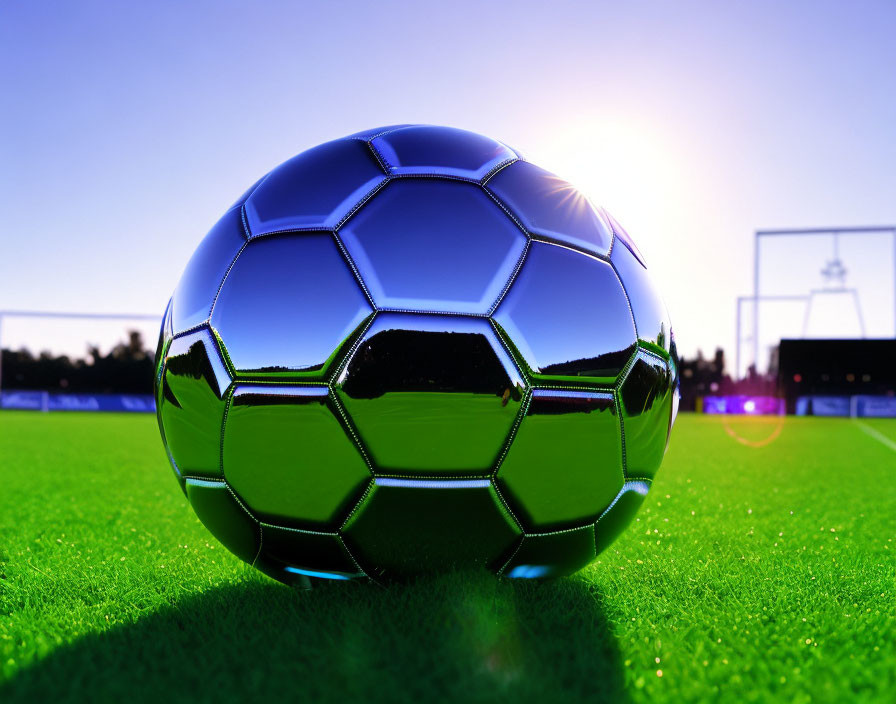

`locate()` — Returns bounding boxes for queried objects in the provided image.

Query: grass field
[0,411,893,703]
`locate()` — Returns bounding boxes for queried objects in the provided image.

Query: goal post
[736,226,896,378]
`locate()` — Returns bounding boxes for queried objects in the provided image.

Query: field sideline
[0,411,893,703]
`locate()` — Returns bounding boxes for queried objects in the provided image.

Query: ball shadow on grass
[2,571,630,704]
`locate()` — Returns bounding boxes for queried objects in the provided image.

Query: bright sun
[521,116,684,245]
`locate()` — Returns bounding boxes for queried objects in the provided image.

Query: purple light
[703,395,784,415]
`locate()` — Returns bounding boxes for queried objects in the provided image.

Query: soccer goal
[735,226,896,379]
[0,310,162,412]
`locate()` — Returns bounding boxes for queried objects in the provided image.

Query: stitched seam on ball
[225,482,261,523]
[530,383,616,393]
[209,327,235,389]
[595,479,653,526]
[219,386,235,478]
[521,509,613,536]
[624,476,654,484]
[614,348,640,392]
[490,387,532,479]
[490,475,524,534]
[487,237,530,316]
[333,177,392,231]
[239,204,252,240]
[251,523,265,567]
[224,481,264,566]
[387,171,480,184]
[609,258,639,340]
[606,230,616,258]
[372,472,493,480]
[589,520,598,557]
[328,391,375,473]
[328,311,378,385]
[243,225,339,240]
[258,521,337,537]
[338,535,367,576]
[229,380,328,390]
[614,383,629,479]
[639,339,671,363]
[170,321,211,340]
[366,139,394,174]
[338,478,375,531]
[487,317,531,382]
[527,233,612,263]
[330,231,377,309]
[376,306,489,317]
[209,325,238,379]
[637,347,667,366]
[208,239,250,326]
[182,475,226,484]
[481,186,529,236]
[181,477,263,563]
[496,536,524,576]
[526,523,598,538]
[480,157,518,186]
[597,207,618,259]
[487,318,535,381]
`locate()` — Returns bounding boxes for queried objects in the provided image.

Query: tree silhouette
[1,330,153,394]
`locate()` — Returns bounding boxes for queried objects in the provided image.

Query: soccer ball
[154,125,679,583]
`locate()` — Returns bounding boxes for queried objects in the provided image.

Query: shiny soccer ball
[154,125,679,583]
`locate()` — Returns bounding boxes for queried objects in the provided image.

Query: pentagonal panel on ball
[243,139,387,236]
[255,524,365,582]
[158,328,231,478]
[601,207,646,267]
[619,351,674,479]
[611,234,671,353]
[486,160,613,257]
[369,125,517,180]
[342,479,521,576]
[185,478,260,564]
[497,389,623,531]
[594,481,650,555]
[171,206,247,335]
[223,385,371,529]
[211,233,373,376]
[338,180,526,314]
[334,313,525,474]
[493,241,637,383]
[501,525,597,578]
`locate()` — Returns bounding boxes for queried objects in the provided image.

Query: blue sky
[1,1,894,368]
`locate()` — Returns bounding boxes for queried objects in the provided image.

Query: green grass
[0,411,893,703]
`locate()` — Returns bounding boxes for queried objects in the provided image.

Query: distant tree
[1,331,154,394]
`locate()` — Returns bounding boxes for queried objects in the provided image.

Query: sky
[1,0,895,372]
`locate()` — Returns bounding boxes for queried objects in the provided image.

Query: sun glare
[523,116,685,255]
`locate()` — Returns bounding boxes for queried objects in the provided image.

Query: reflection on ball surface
[154,125,679,583]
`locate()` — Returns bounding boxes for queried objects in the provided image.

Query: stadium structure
[698,225,896,417]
